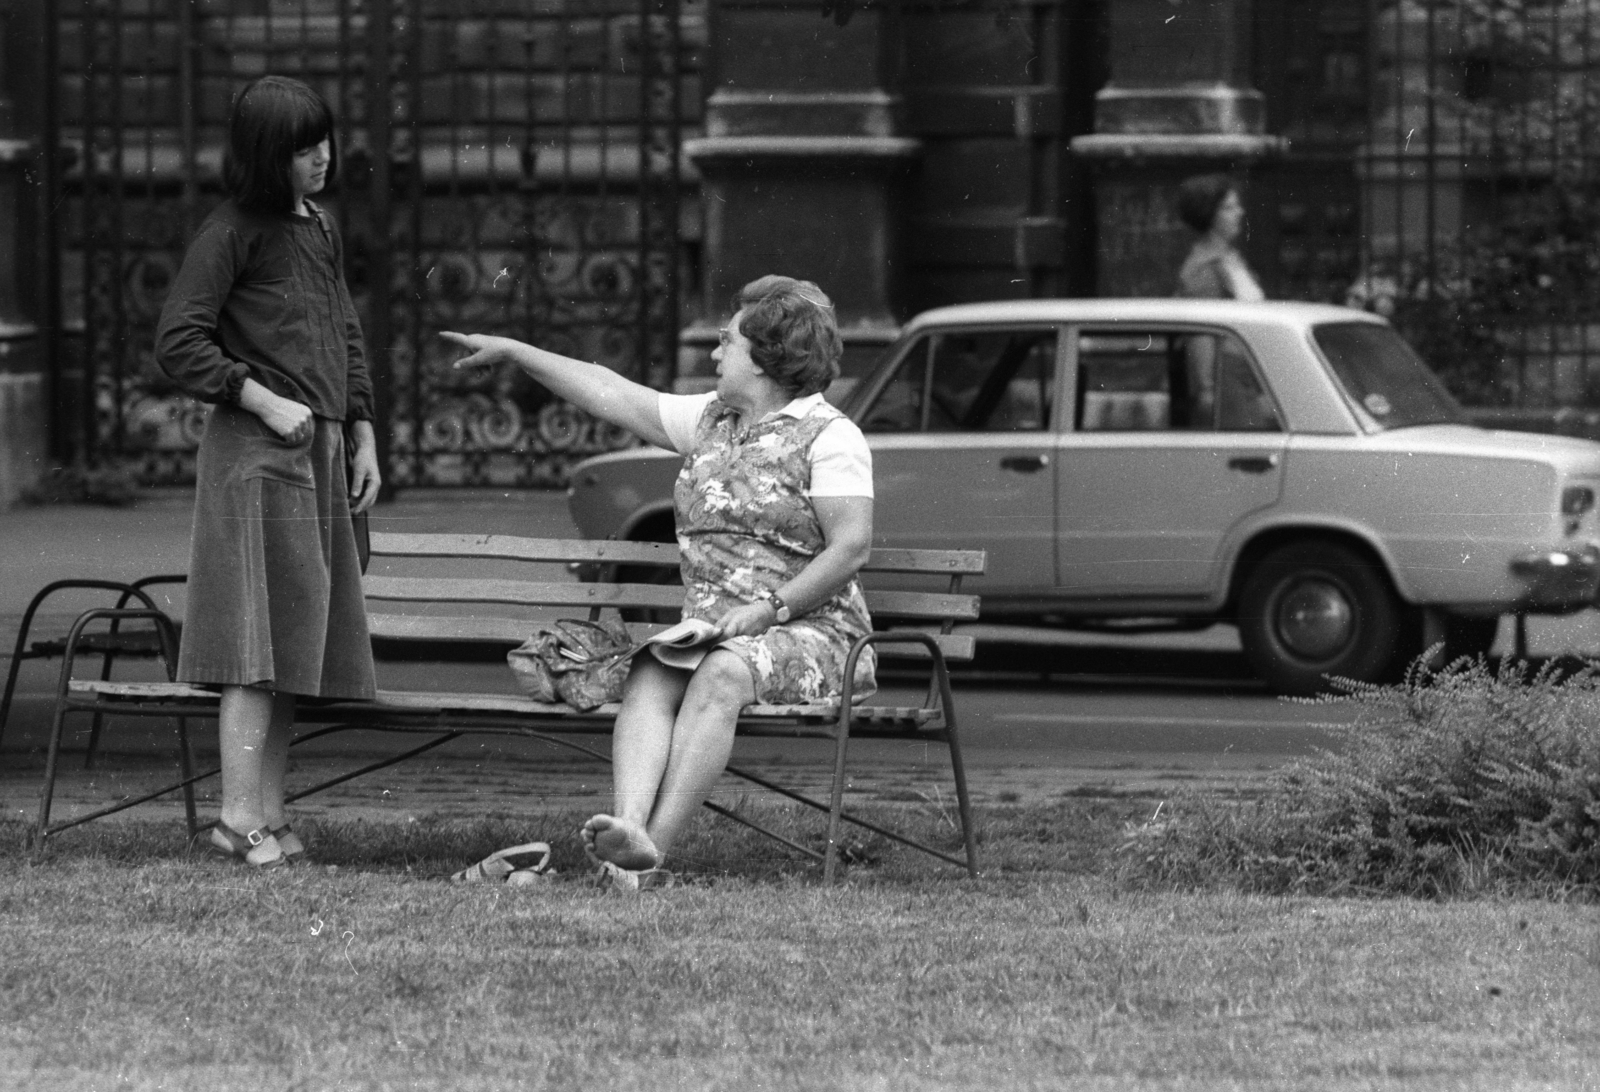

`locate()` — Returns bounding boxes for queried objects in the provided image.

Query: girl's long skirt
[176,403,376,698]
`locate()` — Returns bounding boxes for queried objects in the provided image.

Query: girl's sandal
[451,841,553,884]
[208,822,287,868]
[270,824,306,860]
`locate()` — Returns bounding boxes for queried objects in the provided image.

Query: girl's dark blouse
[156,199,374,422]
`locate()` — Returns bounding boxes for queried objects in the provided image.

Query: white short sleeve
[808,416,874,498]
[656,391,717,454]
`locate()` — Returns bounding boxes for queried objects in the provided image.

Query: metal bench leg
[823,715,853,885]
[0,594,47,753]
[176,716,199,839]
[942,714,980,879]
[0,636,28,754]
[30,692,74,854]
[83,639,120,770]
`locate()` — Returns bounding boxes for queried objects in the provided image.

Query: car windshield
[1311,321,1466,430]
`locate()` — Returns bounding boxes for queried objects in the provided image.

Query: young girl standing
[156,75,379,868]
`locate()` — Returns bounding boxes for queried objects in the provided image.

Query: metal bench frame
[28,533,986,882]
[0,575,187,761]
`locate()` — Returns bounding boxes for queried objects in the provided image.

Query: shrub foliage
[1123,657,1600,898]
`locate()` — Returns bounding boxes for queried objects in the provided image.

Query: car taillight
[1561,486,1595,516]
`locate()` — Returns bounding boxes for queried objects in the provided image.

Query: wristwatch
[761,590,792,624]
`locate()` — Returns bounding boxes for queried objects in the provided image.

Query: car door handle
[1226,454,1279,474]
[1000,454,1049,473]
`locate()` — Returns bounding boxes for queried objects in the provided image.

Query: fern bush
[1122,657,1600,899]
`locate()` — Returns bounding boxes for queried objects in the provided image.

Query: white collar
[774,392,827,419]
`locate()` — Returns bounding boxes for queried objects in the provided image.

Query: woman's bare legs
[584,658,687,869]
[214,685,286,864]
[584,650,755,869]
[642,650,753,859]
[258,692,300,851]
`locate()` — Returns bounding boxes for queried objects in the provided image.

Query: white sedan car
[568,299,1600,694]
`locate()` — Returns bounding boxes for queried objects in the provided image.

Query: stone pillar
[0,0,43,507]
[680,0,918,393]
[1069,0,1285,297]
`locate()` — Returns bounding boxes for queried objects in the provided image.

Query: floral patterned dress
[673,398,876,704]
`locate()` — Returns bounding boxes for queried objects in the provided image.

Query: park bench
[28,532,986,881]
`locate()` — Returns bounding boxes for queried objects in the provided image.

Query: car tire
[1237,540,1407,695]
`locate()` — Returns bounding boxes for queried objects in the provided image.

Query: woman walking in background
[1175,173,1265,301]
[156,75,379,867]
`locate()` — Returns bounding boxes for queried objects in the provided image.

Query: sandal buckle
[245,828,265,847]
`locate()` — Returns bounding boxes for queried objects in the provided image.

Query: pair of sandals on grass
[204,818,675,891]
[450,835,677,893]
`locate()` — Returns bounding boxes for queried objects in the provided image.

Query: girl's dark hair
[1176,173,1239,233]
[223,76,337,213]
[732,275,843,398]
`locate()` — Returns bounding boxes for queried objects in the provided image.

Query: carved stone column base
[0,321,44,507]
[681,133,917,392]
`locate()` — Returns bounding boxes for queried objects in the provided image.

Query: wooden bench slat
[362,576,687,609]
[364,576,979,622]
[70,680,215,700]
[369,532,986,578]
[861,589,981,621]
[66,681,942,728]
[365,613,977,661]
[369,533,680,567]
[863,547,986,575]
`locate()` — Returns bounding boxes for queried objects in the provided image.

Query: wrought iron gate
[46,0,693,488]
[1260,0,1600,422]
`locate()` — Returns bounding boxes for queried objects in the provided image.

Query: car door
[1055,326,1288,599]
[856,326,1060,594]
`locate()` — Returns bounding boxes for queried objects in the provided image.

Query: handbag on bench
[507,618,634,711]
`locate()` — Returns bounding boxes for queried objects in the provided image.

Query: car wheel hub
[1275,579,1355,660]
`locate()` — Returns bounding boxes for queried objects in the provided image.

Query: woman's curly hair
[733,275,843,398]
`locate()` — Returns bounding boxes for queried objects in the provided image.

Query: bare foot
[582,814,662,870]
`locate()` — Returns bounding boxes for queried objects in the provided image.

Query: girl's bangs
[285,99,332,151]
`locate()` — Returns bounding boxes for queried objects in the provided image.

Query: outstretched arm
[440,331,671,450]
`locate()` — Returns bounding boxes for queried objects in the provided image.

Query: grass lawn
[2,803,1598,1092]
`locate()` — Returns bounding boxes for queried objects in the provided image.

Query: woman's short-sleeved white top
[656,391,873,498]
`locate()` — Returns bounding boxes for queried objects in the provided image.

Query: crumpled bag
[507,618,635,711]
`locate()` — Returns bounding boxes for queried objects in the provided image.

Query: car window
[1075,330,1281,433]
[1311,321,1466,429]
[859,328,1056,433]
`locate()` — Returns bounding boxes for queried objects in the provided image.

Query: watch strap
[761,589,790,622]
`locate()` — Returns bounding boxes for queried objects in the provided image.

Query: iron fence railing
[45,0,697,487]
[1272,0,1600,428]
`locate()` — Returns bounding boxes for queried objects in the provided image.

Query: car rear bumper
[1509,546,1600,611]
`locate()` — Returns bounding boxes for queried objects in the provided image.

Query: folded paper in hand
[632,617,724,670]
